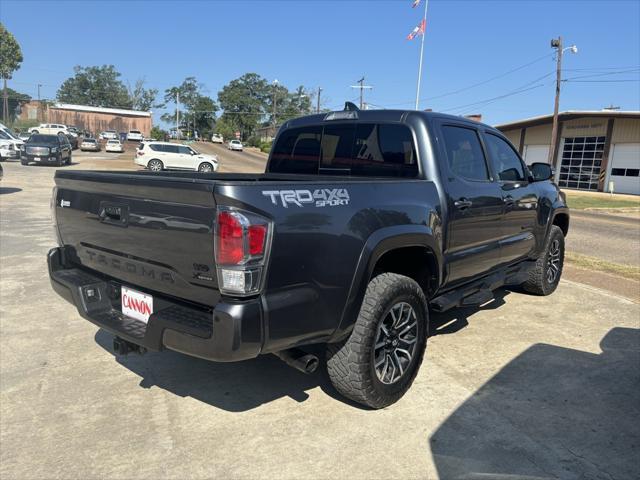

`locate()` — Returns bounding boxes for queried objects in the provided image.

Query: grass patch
[563,191,640,210]
[565,251,640,281]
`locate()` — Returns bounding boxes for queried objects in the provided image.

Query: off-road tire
[522,225,565,295]
[326,273,428,409]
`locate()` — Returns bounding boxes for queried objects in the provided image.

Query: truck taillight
[215,208,271,295]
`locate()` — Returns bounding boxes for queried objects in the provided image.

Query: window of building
[558,136,606,190]
[441,126,489,181]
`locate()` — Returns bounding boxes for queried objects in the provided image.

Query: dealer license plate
[121,286,153,324]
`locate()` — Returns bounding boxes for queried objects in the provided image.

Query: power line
[442,71,554,114]
[381,51,556,108]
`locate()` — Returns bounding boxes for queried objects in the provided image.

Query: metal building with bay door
[496,110,640,195]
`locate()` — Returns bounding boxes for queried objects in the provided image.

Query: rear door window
[269,126,322,174]
[320,124,355,173]
[351,124,417,177]
[441,126,490,181]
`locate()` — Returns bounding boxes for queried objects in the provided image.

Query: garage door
[607,143,640,195]
[523,144,550,165]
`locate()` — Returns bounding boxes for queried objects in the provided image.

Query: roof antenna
[344,101,359,111]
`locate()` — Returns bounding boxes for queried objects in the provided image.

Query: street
[567,211,640,267]
[1,155,638,479]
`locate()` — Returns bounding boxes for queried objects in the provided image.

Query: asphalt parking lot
[1,155,639,479]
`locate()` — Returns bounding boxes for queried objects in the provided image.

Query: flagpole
[414,0,429,110]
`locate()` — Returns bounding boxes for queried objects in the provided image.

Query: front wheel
[66,152,72,165]
[326,273,428,409]
[147,159,163,172]
[198,162,214,173]
[522,225,565,295]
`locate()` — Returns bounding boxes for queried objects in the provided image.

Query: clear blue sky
[2,0,639,126]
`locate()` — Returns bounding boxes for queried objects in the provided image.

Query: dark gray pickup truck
[48,107,569,408]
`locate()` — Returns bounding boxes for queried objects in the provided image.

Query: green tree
[128,79,161,111]
[57,65,131,108]
[0,87,30,123]
[161,77,218,138]
[0,23,24,124]
[150,126,167,140]
[217,73,270,139]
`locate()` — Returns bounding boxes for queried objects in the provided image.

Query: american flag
[412,0,421,7]
[407,19,426,40]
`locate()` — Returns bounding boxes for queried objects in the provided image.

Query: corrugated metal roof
[51,103,152,117]
[495,110,640,130]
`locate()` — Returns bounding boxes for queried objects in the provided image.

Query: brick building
[19,102,152,137]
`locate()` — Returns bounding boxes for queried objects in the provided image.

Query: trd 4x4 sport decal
[262,188,350,208]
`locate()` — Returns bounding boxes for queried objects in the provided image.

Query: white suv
[135,142,219,172]
[28,123,69,135]
[127,130,143,141]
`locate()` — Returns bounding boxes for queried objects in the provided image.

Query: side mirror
[530,162,554,182]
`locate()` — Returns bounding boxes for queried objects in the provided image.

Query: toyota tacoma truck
[48,106,569,408]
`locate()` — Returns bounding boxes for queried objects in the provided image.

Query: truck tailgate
[53,171,221,307]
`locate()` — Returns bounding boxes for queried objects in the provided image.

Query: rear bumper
[48,247,263,362]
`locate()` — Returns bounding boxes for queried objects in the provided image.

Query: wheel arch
[330,225,443,343]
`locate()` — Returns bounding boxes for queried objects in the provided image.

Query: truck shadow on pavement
[429,326,640,479]
[0,187,22,195]
[93,289,513,411]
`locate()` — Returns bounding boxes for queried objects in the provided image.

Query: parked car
[80,138,101,152]
[65,126,79,138]
[105,140,125,153]
[21,133,72,166]
[127,130,143,142]
[66,134,78,150]
[134,141,218,172]
[99,130,118,140]
[47,107,569,409]
[228,139,243,151]
[211,133,224,143]
[0,128,24,161]
[17,131,32,142]
[28,123,69,135]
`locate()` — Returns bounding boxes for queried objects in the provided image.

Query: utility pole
[350,77,373,110]
[2,79,7,124]
[316,87,322,113]
[548,36,563,167]
[176,92,180,140]
[548,37,578,167]
[37,83,42,122]
[272,79,279,128]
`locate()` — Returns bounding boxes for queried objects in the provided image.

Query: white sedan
[228,140,243,151]
[105,140,125,153]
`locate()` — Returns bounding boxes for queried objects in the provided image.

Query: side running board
[430,261,535,313]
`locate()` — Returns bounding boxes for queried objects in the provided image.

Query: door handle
[454,198,473,209]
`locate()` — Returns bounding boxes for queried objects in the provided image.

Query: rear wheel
[326,273,428,409]
[148,159,163,172]
[522,225,565,295]
[198,162,213,172]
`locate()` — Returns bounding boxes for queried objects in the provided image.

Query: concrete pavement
[1,157,639,479]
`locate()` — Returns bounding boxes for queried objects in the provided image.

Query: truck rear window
[269,123,418,177]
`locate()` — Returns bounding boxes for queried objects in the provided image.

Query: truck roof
[281,108,500,134]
